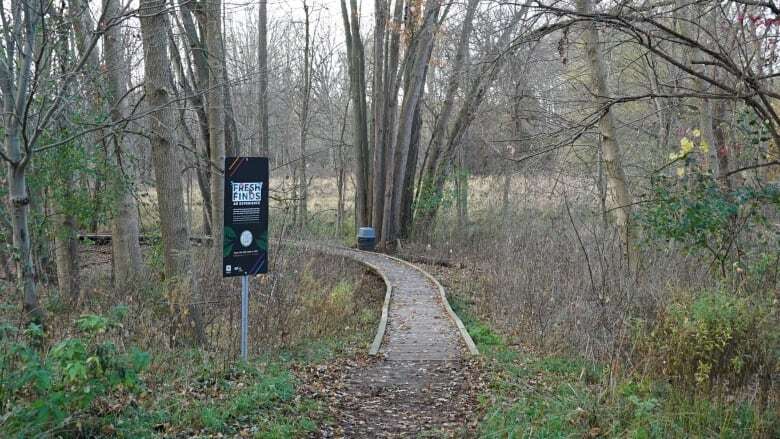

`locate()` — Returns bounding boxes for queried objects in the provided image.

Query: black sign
[223,157,269,277]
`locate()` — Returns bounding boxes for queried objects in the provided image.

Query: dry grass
[0,242,383,362]
[403,177,714,361]
[135,174,574,237]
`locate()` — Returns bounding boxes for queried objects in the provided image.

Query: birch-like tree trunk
[577,0,634,259]
[139,0,206,345]
[0,1,43,322]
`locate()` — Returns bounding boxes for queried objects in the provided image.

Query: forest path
[300,244,482,437]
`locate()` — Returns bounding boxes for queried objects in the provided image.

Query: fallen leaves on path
[295,354,486,438]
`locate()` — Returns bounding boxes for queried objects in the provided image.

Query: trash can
[357,227,376,251]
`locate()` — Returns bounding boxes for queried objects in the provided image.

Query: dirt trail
[300,246,482,437]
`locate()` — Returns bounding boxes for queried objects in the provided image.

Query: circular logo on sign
[240,230,253,247]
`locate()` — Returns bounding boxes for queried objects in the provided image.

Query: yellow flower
[692,129,701,138]
[680,137,694,154]
[676,167,686,177]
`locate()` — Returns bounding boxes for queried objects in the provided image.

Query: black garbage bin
[357,227,376,251]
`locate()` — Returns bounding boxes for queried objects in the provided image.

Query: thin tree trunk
[644,54,670,151]
[416,0,517,231]
[382,0,441,242]
[400,98,422,238]
[340,0,371,229]
[52,144,80,301]
[577,0,634,261]
[417,0,478,221]
[222,28,240,157]
[1,1,42,323]
[178,1,213,231]
[258,0,269,156]
[105,0,143,290]
[298,1,312,228]
[139,0,206,345]
[207,0,227,275]
[371,0,387,237]
[336,90,350,238]
[455,145,468,230]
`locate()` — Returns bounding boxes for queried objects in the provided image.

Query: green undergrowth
[449,297,779,438]
[107,356,317,438]
[93,306,374,438]
[0,326,354,439]
[1,255,381,438]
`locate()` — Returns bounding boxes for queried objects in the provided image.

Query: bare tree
[416,5,526,230]
[297,1,313,228]
[207,0,227,274]
[415,0,479,232]
[576,0,634,258]
[139,0,205,345]
[0,0,111,321]
[104,0,144,290]
[340,0,371,229]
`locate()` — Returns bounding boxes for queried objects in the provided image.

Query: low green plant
[639,158,780,276]
[636,290,777,392]
[454,294,779,438]
[0,308,149,437]
[105,358,320,438]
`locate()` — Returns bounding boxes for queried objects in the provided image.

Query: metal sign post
[241,274,249,361]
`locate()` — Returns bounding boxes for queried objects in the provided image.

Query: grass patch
[101,357,319,438]
[452,297,780,438]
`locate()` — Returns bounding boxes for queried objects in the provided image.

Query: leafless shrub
[414,182,714,362]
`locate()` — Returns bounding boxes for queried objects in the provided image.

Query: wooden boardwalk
[307,245,481,437]
[314,245,477,361]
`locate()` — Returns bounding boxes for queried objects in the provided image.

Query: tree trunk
[340,0,371,229]
[178,1,213,232]
[222,31,240,157]
[139,0,206,345]
[382,0,441,242]
[416,0,517,231]
[336,91,350,238]
[455,145,468,230]
[400,98,422,238]
[375,0,404,241]
[207,0,227,275]
[258,0,269,156]
[577,0,634,261]
[417,0,478,222]
[8,158,41,322]
[298,1,312,229]
[370,0,387,238]
[105,0,143,290]
[53,169,80,301]
[0,1,42,323]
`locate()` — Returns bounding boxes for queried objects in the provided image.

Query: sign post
[241,274,249,360]
[223,157,269,361]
